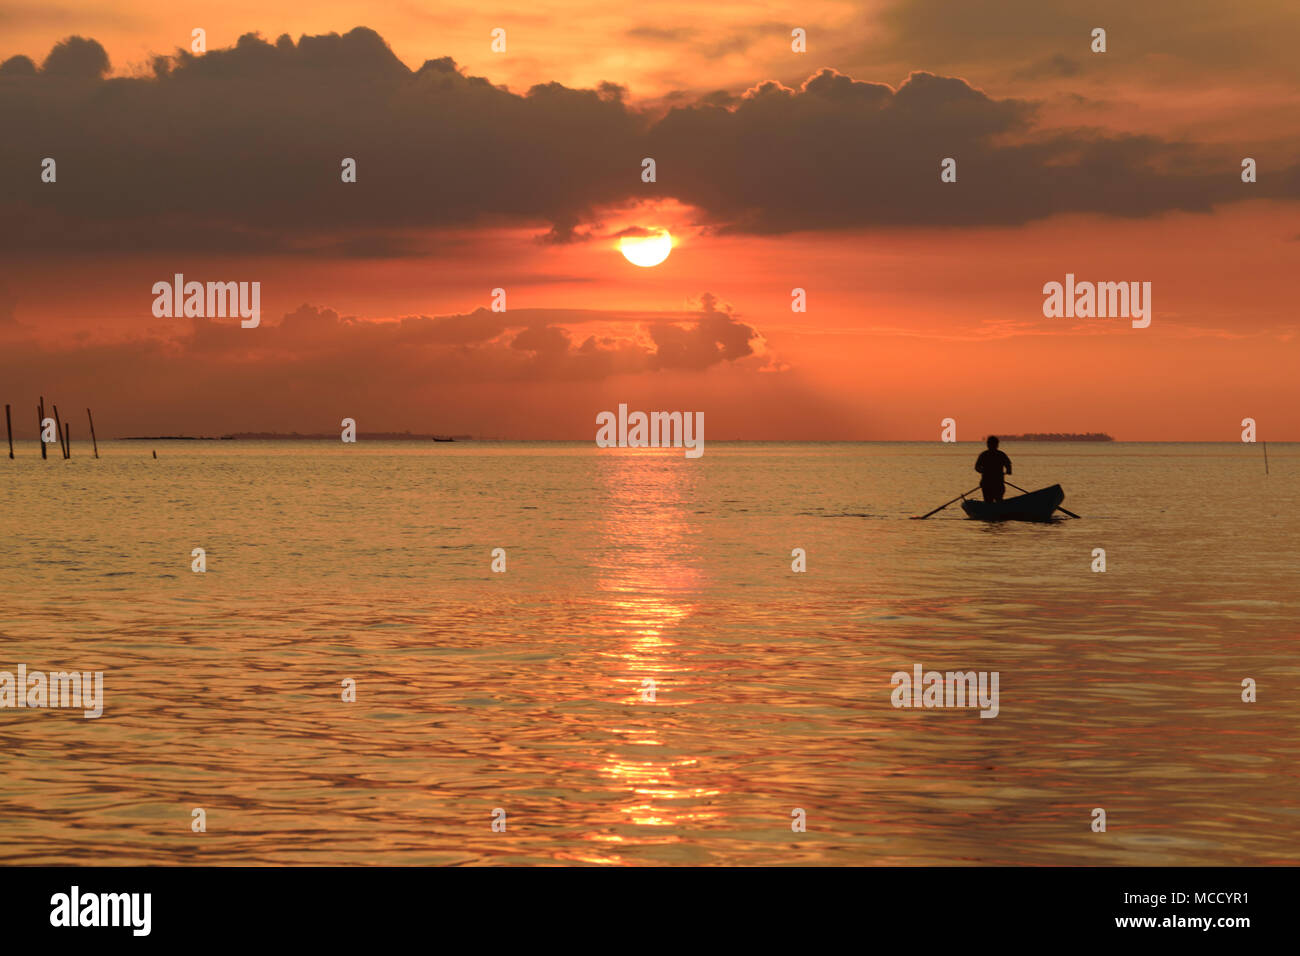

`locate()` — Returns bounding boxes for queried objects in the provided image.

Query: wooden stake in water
[1263,441,1269,475]
[5,404,12,459]
[38,398,46,460]
[52,404,65,458]
[87,408,100,459]
[64,423,71,458]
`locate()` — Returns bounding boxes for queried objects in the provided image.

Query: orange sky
[1,2,1298,439]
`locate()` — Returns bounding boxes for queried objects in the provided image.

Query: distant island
[1000,432,1114,441]
[220,431,472,441]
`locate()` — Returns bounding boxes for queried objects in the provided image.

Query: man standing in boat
[974,436,1012,502]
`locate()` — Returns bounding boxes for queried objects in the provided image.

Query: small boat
[432,437,455,442]
[961,484,1065,522]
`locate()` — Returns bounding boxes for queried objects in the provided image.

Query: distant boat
[432,436,454,442]
[961,484,1065,522]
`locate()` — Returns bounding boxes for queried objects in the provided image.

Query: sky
[1,1,1298,439]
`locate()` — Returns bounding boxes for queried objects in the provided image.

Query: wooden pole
[64,423,71,458]
[5,404,12,459]
[86,408,99,459]
[1263,441,1269,475]
[38,398,46,459]
[52,404,66,458]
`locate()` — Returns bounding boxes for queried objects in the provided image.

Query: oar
[1005,480,1080,519]
[912,486,982,519]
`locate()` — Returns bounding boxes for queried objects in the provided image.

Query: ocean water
[1,440,1297,865]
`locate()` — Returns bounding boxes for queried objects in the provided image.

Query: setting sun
[619,230,673,267]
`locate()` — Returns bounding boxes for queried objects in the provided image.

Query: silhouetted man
[975,436,1012,502]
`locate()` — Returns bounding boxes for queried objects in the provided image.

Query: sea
[1,440,1296,864]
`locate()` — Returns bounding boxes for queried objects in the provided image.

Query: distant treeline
[221,432,471,440]
[1000,432,1114,441]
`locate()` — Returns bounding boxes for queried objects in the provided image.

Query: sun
[619,230,673,267]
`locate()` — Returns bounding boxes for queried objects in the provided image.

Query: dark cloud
[0,298,846,438]
[647,292,755,368]
[0,28,642,252]
[626,21,786,58]
[1014,54,1082,80]
[396,309,512,346]
[876,0,1300,80]
[41,35,109,79]
[626,26,698,43]
[82,296,765,385]
[0,297,765,439]
[0,55,38,76]
[0,2,140,31]
[511,324,571,353]
[649,68,1274,232]
[0,27,1294,253]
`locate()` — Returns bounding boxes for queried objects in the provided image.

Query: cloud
[0,27,1295,254]
[648,67,1275,232]
[41,35,109,79]
[0,55,38,75]
[877,0,1300,81]
[646,292,756,368]
[1013,54,1081,80]
[2,294,764,384]
[511,324,571,353]
[626,26,698,43]
[0,28,643,253]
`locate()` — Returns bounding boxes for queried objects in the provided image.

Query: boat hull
[961,484,1065,522]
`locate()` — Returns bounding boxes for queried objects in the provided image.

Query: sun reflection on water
[591,451,719,840]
